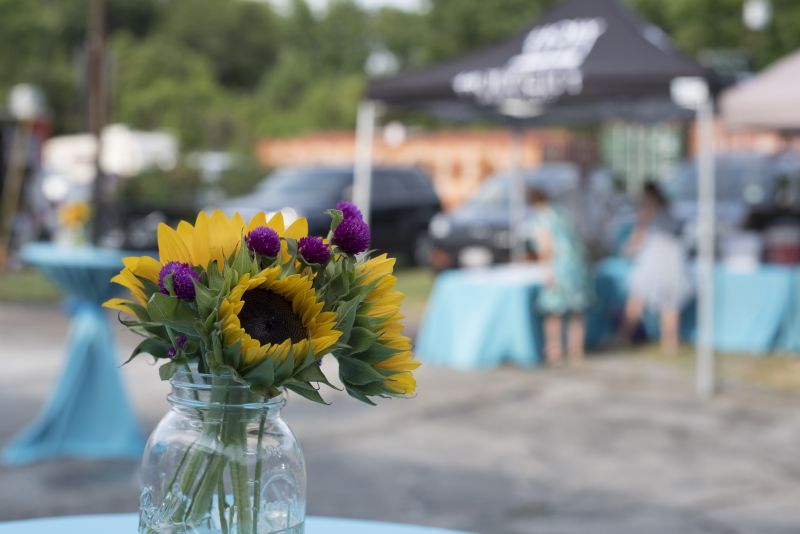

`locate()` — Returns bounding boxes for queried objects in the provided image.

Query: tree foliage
[2,0,800,154]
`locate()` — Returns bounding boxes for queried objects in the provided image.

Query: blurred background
[1,0,800,533]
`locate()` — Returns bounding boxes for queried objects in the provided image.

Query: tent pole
[510,128,527,263]
[696,97,716,399]
[353,100,376,225]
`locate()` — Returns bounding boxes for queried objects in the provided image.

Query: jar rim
[169,368,285,409]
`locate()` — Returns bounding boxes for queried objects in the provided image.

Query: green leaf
[119,318,169,338]
[223,267,236,293]
[208,261,224,291]
[274,349,297,384]
[242,357,274,388]
[326,209,344,236]
[351,345,401,365]
[335,297,361,341]
[284,380,328,404]
[159,360,178,381]
[338,356,387,386]
[347,326,378,354]
[193,281,218,319]
[127,337,172,364]
[344,385,376,406]
[147,293,197,335]
[124,302,151,322]
[162,273,176,296]
[210,334,224,367]
[139,278,162,300]
[230,243,252,276]
[294,362,337,389]
[222,340,242,370]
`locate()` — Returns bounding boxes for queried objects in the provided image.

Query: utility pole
[87,0,107,245]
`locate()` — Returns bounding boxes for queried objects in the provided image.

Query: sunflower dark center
[238,289,307,346]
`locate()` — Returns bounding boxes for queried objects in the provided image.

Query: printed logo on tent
[452,18,607,106]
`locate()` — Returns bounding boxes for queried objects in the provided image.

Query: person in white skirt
[620,182,692,354]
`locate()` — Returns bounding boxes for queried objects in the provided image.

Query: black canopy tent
[366,0,710,122]
[354,0,719,396]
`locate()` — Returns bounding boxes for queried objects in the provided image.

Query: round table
[1,243,144,464]
[0,514,475,533]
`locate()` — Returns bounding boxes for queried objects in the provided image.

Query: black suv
[219,165,440,264]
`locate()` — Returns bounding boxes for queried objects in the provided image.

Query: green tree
[156,0,279,89]
[372,8,429,69]
[111,34,225,149]
[420,0,557,63]
[315,0,370,74]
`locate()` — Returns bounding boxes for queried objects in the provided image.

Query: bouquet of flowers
[57,201,91,246]
[105,203,419,532]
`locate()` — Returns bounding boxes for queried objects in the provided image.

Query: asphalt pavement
[1,303,799,534]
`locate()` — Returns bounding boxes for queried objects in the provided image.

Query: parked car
[666,152,800,253]
[218,165,440,264]
[425,163,621,269]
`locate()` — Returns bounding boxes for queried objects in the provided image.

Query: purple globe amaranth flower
[245,226,280,257]
[159,262,201,301]
[336,201,363,221]
[332,216,370,255]
[166,347,177,359]
[298,236,331,265]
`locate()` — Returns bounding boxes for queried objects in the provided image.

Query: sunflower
[59,201,91,228]
[352,254,420,395]
[219,267,341,366]
[103,210,308,316]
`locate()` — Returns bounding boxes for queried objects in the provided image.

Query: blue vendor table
[2,243,144,464]
[418,259,799,370]
[0,514,476,534]
[593,258,800,355]
[416,265,547,369]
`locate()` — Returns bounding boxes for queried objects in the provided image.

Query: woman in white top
[620,182,691,354]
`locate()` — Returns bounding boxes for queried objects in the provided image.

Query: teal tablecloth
[593,258,800,355]
[417,265,546,369]
[418,260,799,370]
[0,514,475,534]
[2,243,144,464]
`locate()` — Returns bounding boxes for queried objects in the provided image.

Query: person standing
[528,188,591,366]
[620,182,691,354]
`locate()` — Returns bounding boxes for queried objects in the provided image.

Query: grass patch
[0,269,61,303]
[395,267,435,319]
[624,343,800,392]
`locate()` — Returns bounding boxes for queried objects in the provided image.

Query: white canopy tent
[720,49,800,130]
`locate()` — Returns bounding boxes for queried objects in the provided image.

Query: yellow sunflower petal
[386,372,416,395]
[376,352,420,372]
[111,270,148,305]
[208,210,241,264]
[266,212,285,234]
[102,297,137,316]
[157,223,193,264]
[284,217,308,240]
[122,255,161,283]
[246,212,267,232]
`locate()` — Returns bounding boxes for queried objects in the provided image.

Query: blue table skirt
[0,514,475,534]
[2,243,144,464]
[417,267,544,369]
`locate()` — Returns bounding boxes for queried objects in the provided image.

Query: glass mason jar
[139,370,306,534]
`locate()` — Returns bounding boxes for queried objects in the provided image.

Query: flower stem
[228,398,252,533]
[251,396,268,534]
[217,475,229,534]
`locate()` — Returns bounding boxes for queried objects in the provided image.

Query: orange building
[256,129,572,210]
